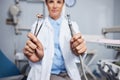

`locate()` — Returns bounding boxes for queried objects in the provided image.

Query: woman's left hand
[70,33,87,56]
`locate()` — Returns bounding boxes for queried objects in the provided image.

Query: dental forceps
[33,14,44,64]
[34,14,44,37]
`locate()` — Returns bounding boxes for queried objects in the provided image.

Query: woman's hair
[45,0,65,3]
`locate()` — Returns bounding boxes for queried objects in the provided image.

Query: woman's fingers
[70,33,83,49]
[23,48,33,57]
[26,40,37,50]
[23,32,44,62]
[70,33,87,55]
[74,42,87,55]
[27,32,44,56]
[70,33,82,42]
[71,38,84,49]
[27,33,43,50]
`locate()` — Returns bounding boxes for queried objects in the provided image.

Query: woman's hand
[23,32,44,62]
[70,33,87,56]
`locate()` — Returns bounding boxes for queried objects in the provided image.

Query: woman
[23,0,87,80]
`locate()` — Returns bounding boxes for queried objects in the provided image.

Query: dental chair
[0,50,24,80]
[97,27,120,80]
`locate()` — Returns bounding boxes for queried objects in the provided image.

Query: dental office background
[0,0,120,72]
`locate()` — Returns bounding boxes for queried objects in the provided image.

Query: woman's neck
[49,15,61,20]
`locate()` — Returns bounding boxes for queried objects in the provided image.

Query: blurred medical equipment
[98,59,120,80]
[102,27,120,37]
[85,27,120,52]
[98,27,120,80]
[9,0,21,25]
[101,27,120,58]
[15,52,30,80]
[84,27,120,80]
[67,14,96,80]
[6,0,45,35]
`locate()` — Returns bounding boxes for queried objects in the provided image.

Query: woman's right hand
[23,32,44,62]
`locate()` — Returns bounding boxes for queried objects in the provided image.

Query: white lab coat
[27,16,81,80]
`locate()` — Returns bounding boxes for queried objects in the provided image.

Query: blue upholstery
[0,50,20,78]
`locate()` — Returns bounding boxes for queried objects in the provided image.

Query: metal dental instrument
[34,14,43,37]
[67,14,73,37]
[33,14,44,62]
[67,14,88,80]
